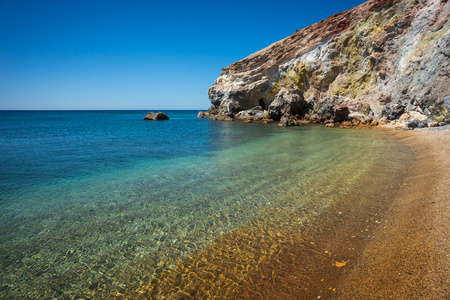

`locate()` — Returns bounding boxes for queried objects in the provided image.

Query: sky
[0,0,366,110]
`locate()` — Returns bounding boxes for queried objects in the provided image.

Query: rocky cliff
[201,0,450,127]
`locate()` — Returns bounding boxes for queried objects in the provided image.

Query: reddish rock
[206,0,449,125]
[259,119,274,124]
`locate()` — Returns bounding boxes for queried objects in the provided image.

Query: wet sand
[338,127,450,299]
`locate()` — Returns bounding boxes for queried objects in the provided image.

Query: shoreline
[134,126,449,299]
[126,126,431,299]
[338,127,450,299]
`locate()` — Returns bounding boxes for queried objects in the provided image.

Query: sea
[0,110,413,299]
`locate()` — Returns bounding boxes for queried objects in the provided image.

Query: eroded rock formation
[201,0,450,127]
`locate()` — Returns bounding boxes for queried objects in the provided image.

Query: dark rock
[312,97,350,123]
[381,103,405,121]
[406,119,428,128]
[278,116,300,126]
[438,122,447,127]
[268,89,305,120]
[143,112,169,120]
[334,105,350,122]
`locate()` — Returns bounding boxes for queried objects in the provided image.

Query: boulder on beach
[143,112,170,120]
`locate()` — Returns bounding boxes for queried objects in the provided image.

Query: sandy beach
[137,126,449,300]
[338,127,450,299]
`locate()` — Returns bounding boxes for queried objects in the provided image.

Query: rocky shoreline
[200,0,450,130]
[199,89,450,129]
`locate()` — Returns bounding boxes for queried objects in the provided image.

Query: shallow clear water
[0,111,409,298]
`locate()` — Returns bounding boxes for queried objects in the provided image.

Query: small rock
[400,111,427,121]
[370,119,379,126]
[335,261,347,267]
[143,112,169,120]
[213,115,234,121]
[278,116,300,126]
[381,102,405,121]
[235,106,268,122]
[340,121,352,128]
[406,119,427,128]
[428,122,438,127]
[197,111,212,118]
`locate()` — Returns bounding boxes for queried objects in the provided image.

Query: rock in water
[204,0,450,124]
[278,115,300,126]
[197,111,211,118]
[143,112,169,120]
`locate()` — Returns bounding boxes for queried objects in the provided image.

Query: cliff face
[203,0,450,127]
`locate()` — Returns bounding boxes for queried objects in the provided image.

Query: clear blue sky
[0,0,365,110]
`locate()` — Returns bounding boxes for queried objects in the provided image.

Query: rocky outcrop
[267,89,305,120]
[200,0,450,127]
[143,112,170,120]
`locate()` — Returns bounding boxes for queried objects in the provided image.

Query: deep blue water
[0,110,411,298]
[0,110,276,199]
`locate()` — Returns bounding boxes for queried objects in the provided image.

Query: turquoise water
[0,111,406,298]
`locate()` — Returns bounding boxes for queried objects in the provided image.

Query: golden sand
[338,128,450,299]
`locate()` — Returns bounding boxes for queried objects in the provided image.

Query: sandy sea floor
[113,126,448,299]
[338,127,450,299]
[131,126,449,300]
